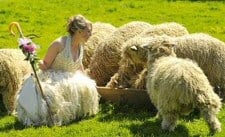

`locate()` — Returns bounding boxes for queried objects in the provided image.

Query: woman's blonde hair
[67,14,92,35]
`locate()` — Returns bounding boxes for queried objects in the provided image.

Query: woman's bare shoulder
[49,36,67,51]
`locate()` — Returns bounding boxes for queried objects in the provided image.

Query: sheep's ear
[130,46,137,51]
[162,40,176,48]
[142,43,150,49]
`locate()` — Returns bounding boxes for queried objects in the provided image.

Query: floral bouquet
[9,22,40,70]
[18,37,40,70]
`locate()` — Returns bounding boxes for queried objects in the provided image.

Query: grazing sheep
[106,36,150,88]
[0,49,32,113]
[129,33,225,98]
[83,22,116,69]
[107,22,189,89]
[174,33,225,99]
[88,21,152,86]
[142,33,225,99]
[144,38,222,134]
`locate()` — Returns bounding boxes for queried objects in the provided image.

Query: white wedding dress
[14,36,100,126]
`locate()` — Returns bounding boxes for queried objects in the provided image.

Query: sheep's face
[122,43,148,65]
[143,37,176,62]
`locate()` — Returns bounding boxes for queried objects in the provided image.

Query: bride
[14,14,100,126]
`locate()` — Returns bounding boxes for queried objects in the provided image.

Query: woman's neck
[71,34,81,49]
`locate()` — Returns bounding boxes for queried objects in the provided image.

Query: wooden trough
[97,87,152,108]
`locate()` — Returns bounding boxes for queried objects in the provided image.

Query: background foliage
[0,0,225,136]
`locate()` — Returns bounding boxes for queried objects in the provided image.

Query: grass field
[0,0,225,136]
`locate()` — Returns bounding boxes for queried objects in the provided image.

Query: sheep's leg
[161,113,178,132]
[2,90,14,114]
[106,73,119,88]
[133,69,147,89]
[201,110,221,134]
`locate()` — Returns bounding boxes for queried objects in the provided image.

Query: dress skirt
[15,70,100,126]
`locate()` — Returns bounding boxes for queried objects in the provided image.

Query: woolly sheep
[106,36,150,88]
[107,22,189,89]
[143,33,225,99]
[174,33,225,99]
[129,33,225,97]
[144,39,222,133]
[0,49,32,113]
[88,21,152,86]
[83,22,116,69]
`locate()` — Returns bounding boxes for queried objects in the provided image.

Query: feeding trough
[97,87,152,108]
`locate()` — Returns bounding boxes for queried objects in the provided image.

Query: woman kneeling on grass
[14,14,100,126]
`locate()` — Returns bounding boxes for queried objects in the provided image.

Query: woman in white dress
[14,14,100,126]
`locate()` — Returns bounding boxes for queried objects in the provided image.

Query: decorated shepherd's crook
[9,22,24,38]
[9,22,54,125]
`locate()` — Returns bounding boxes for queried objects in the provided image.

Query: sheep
[0,49,32,114]
[141,33,225,99]
[106,36,150,88]
[106,22,189,89]
[173,33,225,99]
[88,21,152,86]
[144,38,222,134]
[83,22,117,69]
[126,33,225,98]
[139,22,188,37]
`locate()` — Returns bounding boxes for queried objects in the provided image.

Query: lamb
[88,21,152,86]
[144,37,222,134]
[83,22,116,69]
[0,49,32,113]
[106,22,189,89]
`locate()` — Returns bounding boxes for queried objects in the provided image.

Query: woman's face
[80,23,92,42]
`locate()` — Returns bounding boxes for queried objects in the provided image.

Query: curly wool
[107,22,189,89]
[106,36,151,88]
[147,56,222,133]
[15,71,100,126]
[140,22,189,37]
[83,22,117,69]
[0,49,32,113]
[88,21,152,86]
[149,33,225,99]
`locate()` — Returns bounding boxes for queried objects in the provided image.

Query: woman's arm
[39,41,62,70]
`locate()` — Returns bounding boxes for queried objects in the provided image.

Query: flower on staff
[18,37,40,70]
[18,37,37,54]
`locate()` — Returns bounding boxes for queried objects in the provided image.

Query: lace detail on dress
[50,35,83,72]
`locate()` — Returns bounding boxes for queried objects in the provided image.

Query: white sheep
[0,49,32,113]
[174,33,225,99]
[144,37,222,134]
[129,33,225,97]
[106,36,150,88]
[83,22,117,69]
[88,21,152,86]
[107,22,189,89]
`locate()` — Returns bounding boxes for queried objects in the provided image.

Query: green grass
[1,0,225,136]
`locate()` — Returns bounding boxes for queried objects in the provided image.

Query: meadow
[0,0,225,136]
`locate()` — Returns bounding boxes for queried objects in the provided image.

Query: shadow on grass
[98,102,206,137]
[0,118,25,132]
[98,102,157,122]
[0,94,7,117]
[127,119,190,137]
